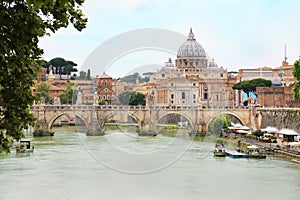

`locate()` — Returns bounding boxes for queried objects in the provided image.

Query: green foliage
[47,57,78,79]
[233,78,272,97]
[79,71,87,80]
[118,90,146,105]
[120,73,140,83]
[87,69,91,80]
[252,130,264,137]
[58,83,78,104]
[164,125,179,129]
[78,70,91,80]
[129,92,146,106]
[35,82,51,104]
[0,0,86,152]
[293,58,300,102]
[118,90,134,105]
[98,99,106,105]
[208,114,231,135]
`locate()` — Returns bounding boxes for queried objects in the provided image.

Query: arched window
[171,94,174,99]
[103,80,106,86]
[103,95,106,100]
[107,95,110,100]
[182,92,185,99]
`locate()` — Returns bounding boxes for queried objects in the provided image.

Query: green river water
[0,126,299,200]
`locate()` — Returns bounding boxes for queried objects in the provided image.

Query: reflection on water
[0,126,299,200]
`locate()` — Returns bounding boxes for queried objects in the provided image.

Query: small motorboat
[214,143,226,157]
[16,140,34,153]
[246,145,266,159]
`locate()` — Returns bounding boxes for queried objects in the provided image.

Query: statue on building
[93,91,99,105]
[76,90,82,105]
[53,96,61,105]
[47,65,56,80]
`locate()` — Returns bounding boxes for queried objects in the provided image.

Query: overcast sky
[39,0,300,78]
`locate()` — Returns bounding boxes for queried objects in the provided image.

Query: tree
[293,58,300,102]
[47,57,78,79]
[0,0,87,152]
[119,73,141,83]
[35,82,51,104]
[98,99,106,105]
[130,92,146,106]
[79,71,87,80]
[118,90,134,105]
[208,114,231,135]
[87,69,91,80]
[233,78,272,97]
[58,83,78,104]
[118,90,146,105]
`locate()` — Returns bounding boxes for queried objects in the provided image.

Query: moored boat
[214,144,226,157]
[16,140,34,153]
[246,145,266,159]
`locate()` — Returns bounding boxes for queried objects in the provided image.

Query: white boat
[247,145,266,159]
[16,140,34,153]
[214,144,226,157]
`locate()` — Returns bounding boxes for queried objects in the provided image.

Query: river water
[0,126,300,200]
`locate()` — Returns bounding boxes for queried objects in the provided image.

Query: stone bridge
[30,105,258,136]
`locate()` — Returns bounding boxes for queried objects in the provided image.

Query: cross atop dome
[188,27,195,40]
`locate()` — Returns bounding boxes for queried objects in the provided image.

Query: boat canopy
[247,145,259,149]
[261,126,278,133]
[278,129,299,136]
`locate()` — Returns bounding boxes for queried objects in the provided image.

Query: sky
[39,0,300,78]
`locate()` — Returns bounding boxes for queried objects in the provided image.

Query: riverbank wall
[217,136,300,163]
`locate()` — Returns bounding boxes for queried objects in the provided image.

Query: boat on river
[16,140,34,153]
[225,150,248,158]
[214,144,226,157]
[246,145,266,159]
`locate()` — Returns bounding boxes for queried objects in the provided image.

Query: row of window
[99,95,111,100]
[170,92,197,100]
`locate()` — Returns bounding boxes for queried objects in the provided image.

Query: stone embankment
[218,136,300,163]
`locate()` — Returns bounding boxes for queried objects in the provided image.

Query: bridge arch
[206,111,246,132]
[48,112,88,130]
[157,111,194,128]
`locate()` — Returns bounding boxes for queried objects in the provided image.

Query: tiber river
[0,126,300,200]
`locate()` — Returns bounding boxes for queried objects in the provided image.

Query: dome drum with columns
[176,28,208,69]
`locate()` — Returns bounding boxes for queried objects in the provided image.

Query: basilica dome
[177,28,206,58]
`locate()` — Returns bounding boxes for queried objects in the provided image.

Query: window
[193,94,196,99]
[204,93,208,100]
[105,88,108,92]
[103,81,106,86]
[171,83,174,86]
[162,74,165,78]
[216,95,219,101]
[107,95,110,100]
[171,94,174,99]
[171,100,174,104]
[193,83,196,86]
[103,95,106,100]
[220,73,223,77]
[182,92,185,99]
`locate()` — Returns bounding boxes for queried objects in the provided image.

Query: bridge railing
[30,104,252,111]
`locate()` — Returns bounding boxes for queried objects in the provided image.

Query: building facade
[256,85,300,107]
[149,28,237,108]
[95,72,113,105]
